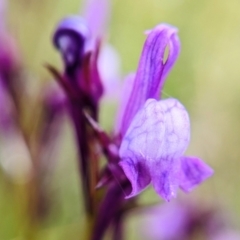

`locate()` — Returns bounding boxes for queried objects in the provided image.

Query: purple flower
[141,201,236,240]
[82,0,111,41]
[211,231,240,240]
[117,24,213,201]
[141,202,190,240]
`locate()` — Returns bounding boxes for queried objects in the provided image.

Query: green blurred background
[1,0,240,239]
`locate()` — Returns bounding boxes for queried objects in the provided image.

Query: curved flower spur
[117,24,214,201]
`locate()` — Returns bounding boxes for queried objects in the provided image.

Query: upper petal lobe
[119,24,180,136]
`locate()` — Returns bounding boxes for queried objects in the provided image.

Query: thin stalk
[112,213,124,240]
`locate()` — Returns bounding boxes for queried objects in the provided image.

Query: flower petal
[119,158,151,198]
[161,32,181,94]
[141,203,189,240]
[150,99,190,201]
[119,24,180,136]
[0,0,7,30]
[0,79,16,133]
[151,159,180,201]
[82,0,110,39]
[179,156,214,192]
[114,73,135,134]
[160,98,190,159]
[120,99,165,161]
[98,44,121,100]
[119,99,165,197]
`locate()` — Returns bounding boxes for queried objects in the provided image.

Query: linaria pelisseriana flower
[116,24,213,201]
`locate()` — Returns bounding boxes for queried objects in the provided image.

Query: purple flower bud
[53,16,90,71]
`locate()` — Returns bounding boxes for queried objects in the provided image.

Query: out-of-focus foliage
[1,0,240,239]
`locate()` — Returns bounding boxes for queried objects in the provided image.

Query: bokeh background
[1,0,240,239]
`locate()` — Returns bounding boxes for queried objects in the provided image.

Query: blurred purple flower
[141,202,189,240]
[141,201,239,240]
[82,0,122,99]
[211,231,240,240]
[82,0,111,45]
[0,79,15,132]
[117,24,213,201]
